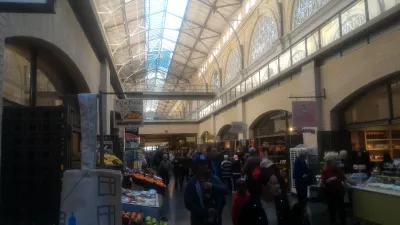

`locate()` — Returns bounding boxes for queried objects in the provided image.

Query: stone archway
[5,36,91,94]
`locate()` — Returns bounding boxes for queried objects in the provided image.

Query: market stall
[352,160,400,225]
[122,189,160,219]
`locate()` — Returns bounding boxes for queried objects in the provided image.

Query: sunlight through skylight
[144,0,189,113]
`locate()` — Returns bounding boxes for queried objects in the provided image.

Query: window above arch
[293,0,331,29]
[213,71,220,89]
[225,49,241,85]
[249,16,278,64]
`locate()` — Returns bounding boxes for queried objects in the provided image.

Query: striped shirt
[220,160,232,179]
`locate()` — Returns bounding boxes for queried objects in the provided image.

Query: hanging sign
[0,0,55,13]
[292,101,318,129]
[114,99,144,127]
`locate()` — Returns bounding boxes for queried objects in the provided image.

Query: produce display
[145,216,167,225]
[124,172,166,195]
[97,153,123,165]
[122,189,159,207]
[121,211,143,225]
[129,173,166,188]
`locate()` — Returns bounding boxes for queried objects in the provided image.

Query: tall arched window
[225,49,241,84]
[249,16,278,64]
[293,0,331,28]
[213,71,220,89]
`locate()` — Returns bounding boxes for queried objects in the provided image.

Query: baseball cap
[194,154,209,164]
[249,147,257,153]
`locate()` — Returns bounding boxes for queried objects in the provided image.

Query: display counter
[121,189,162,219]
[352,186,400,225]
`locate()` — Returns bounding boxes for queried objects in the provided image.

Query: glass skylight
[144,0,189,114]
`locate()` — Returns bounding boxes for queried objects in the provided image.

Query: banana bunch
[97,153,123,165]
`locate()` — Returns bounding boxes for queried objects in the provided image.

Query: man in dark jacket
[243,147,261,177]
[184,154,229,225]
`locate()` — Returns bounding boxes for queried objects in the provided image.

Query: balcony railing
[126,84,217,93]
[144,111,199,121]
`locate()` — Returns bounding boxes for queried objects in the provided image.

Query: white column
[99,60,111,135]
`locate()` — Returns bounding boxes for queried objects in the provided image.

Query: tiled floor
[162,177,360,225]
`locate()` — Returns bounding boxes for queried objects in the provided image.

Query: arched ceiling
[93,0,243,114]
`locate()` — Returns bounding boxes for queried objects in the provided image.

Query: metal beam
[104,10,164,30]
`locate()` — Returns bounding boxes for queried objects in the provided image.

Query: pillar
[99,60,112,135]
[300,61,319,148]
[237,99,248,140]
[0,15,5,199]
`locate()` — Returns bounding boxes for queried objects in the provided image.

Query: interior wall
[215,106,237,134]
[198,117,213,142]
[1,0,101,93]
[320,27,400,130]
[245,62,316,129]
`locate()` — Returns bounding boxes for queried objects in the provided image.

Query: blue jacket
[293,157,309,186]
[184,174,228,225]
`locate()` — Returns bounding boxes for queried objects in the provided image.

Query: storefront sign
[0,0,55,13]
[292,101,318,128]
[114,99,143,127]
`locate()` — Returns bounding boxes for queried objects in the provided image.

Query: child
[231,178,250,225]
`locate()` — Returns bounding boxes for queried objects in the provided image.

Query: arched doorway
[1,37,90,224]
[332,73,400,163]
[4,37,91,168]
[217,124,239,153]
[249,110,303,186]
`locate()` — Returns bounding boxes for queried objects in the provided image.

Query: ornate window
[213,71,220,89]
[225,49,241,84]
[249,16,278,64]
[293,0,331,28]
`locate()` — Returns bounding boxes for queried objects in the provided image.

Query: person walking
[231,178,249,225]
[220,155,233,192]
[206,146,220,177]
[239,167,291,225]
[243,147,261,177]
[321,152,346,225]
[231,155,242,191]
[158,154,172,187]
[292,149,310,212]
[184,154,229,225]
[172,154,184,191]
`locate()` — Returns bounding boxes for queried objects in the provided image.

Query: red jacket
[232,192,250,225]
[321,166,346,197]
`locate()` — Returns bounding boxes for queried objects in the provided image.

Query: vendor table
[353,186,400,225]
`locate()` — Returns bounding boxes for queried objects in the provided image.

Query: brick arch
[6,36,90,93]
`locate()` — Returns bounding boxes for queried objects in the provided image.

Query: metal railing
[144,111,199,121]
[125,84,217,93]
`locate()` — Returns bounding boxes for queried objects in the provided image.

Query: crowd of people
[148,146,353,225]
